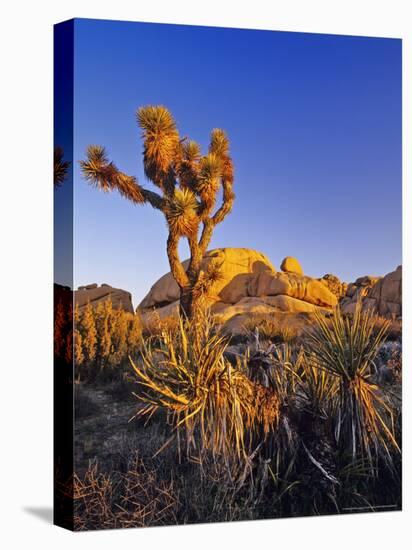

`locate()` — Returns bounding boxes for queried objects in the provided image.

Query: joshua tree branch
[80,147,165,211]
[198,180,235,255]
[140,188,165,211]
[167,232,189,289]
[212,180,235,225]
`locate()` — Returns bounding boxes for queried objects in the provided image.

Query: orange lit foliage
[55,294,142,379]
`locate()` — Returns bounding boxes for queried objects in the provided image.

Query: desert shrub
[131,312,284,466]
[305,304,400,473]
[142,313,180,340]
[74,299,142,382]
[73,453,178,530]
[243,314,299,344]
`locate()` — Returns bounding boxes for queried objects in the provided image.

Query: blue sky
[72,19,401,308]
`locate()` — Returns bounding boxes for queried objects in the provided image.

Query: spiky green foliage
[197,153,222,215]
[175,140,201,190]
[192,258,224,301]
[80,146,146,204]
[137,105,179,189]
[130,313,281,464]
[209,128,233,184]
[164,188,199,237]
[306,304,400,469]
[54,146,70,186]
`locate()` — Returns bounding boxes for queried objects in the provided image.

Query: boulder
[214,295,328,324]
[250,271,337,308]
[75,284,134,313]
[138,248,276,310]
[318,274,347,299]
[367,266,402,317]
[280,256,303,276]
[340,267,401,318]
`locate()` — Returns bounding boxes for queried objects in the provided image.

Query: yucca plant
[297,355,337,421]
[130,312,281,467]
[306,304,400,472]
[81,106,235,319]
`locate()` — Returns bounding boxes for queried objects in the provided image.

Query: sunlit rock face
[137,248,402,328]
[75,284,134,314]
[137,248,337,327]
[138,248,276,310]
[340,266,402,318]
[280,256,303,276]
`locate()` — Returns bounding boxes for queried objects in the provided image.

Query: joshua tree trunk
[180,287,196,319]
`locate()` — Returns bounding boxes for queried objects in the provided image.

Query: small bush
[243,314,299,344]
[74,300,143,383]
[131,312,283,465]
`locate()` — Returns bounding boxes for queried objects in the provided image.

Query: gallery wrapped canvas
[54,18,402,531]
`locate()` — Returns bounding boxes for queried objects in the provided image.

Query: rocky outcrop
[75,283,134,313]
[138,248,337,327]
[367,266,402,317]
[137,248,402,328]
[318,274,347,299]
[340,266,402,318]
[139,248,276,310]
[249,271,337,308]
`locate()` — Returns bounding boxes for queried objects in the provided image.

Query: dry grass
[243,313,300,344]
[142,314,180,339]
[73,453,178,530]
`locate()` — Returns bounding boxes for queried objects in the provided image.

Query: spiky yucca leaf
[136,106,179,186]
[164,188,199,237]
[192,259,224,301]
[130,313,281,464]
[307,304,399,469]
[199,153,221,186]
[209,128,229,157]
[175,140,201,190]
[54,146,70,186]
[297,356,338,419]
[197,153,221,212]
[182,139,201,162]
[209,128,234,185]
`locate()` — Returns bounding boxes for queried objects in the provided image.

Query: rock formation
[318,274,348,299]
[138,248,337,327]
[340,266,402,318]
[139,248,276,310]
[75,283,134,314]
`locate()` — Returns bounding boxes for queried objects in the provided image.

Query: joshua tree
[54,146,70,186]
[80,106,235,319]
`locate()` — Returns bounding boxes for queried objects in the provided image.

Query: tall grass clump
[306,304,400,472]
